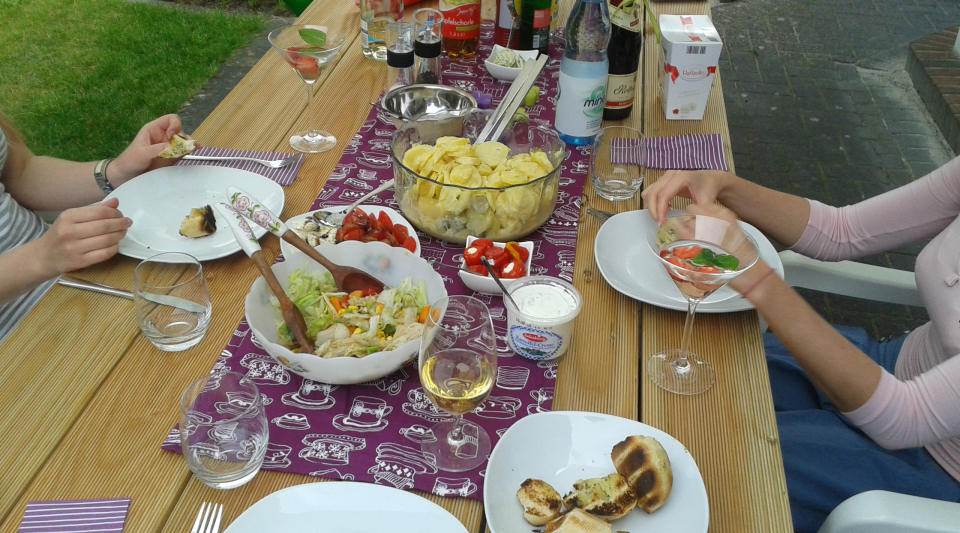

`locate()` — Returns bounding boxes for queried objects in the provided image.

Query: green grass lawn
[0,0,265,161]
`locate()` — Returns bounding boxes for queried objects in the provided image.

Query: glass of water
[589,126,644,201]
[179,371,269,489]
[133,252,211,351]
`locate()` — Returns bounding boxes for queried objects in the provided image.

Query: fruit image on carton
[658,14,723,120]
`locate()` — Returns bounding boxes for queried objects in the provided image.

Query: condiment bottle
[386,21,416,92]
[414,8,443,84]
[439,0,480,58]
[554,0,611,145]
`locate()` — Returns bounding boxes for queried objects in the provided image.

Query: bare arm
[641,170,811,247]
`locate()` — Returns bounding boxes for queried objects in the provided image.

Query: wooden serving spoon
[214,203,314,353]
[227,187,385,294]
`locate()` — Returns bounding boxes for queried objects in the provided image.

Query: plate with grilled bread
[484,411,708,533]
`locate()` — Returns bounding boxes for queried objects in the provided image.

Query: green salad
[276,269,431,359]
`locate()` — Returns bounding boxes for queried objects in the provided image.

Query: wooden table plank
[640,2,792,531]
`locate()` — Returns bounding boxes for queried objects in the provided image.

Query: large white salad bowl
[244,241,447,385]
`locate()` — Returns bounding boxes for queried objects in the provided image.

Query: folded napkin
[18,498,130,533]
[175,146,305,186]
[610,133,728,171]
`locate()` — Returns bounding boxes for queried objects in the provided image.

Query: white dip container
[505,276,582,361]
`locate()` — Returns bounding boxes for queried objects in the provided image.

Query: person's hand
[641,169,733,224]
[35,197,132,276]
[109,114,187,185]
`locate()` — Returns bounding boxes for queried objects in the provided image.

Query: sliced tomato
[466,264,487,276]
[340,227,365,241]
[672,245,703,260]
[659,250,670,258]
[344,208,368,229]
[382,232,399,247]
[402,235,417,252]
[366,211,379,230]
[393,223,409,243]
[361,287,380,297]
[695,265,723,274]
[500,258,526,278]
[377,211,394,232]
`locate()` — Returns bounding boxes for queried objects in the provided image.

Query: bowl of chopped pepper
[458,236,534,295]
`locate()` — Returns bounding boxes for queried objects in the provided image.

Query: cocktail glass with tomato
[647,213,759,395]
[267,24,346,153]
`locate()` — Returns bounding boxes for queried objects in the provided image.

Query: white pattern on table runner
[611,133,728,171]
[18,498,130,533]
[175,146,305,186]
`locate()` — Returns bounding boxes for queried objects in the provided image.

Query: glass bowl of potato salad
[391,110,565,245]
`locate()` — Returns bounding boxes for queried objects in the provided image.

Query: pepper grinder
[386,21,415,92]
[413,8,443,85]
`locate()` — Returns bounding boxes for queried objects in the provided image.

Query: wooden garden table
[0,1,790,531]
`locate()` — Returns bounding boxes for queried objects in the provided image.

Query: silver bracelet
[94,158,114,195]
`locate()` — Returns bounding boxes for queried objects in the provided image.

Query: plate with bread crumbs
[484,411,708,533]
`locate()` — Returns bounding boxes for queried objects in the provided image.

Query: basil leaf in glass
[299,28,327,48]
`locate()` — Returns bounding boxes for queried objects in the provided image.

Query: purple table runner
[162,21,592,500]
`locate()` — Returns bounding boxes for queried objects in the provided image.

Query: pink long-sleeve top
[790,155,960,482]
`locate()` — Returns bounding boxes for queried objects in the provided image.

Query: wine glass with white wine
[418,295,497,472]
[267,24,346,153]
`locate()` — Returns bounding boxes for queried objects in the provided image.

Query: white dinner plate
[594,209,784,313]
[107,165,284,262]
[484,411,709,533]
[225,481,468,533]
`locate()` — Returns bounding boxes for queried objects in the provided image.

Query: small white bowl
[282,204,420,258]
[484,45,541,82]
[244,241,446,385]
[458,235,534,295]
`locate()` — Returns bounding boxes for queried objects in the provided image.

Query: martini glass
[267,24,346,153]
[647,213,760,395]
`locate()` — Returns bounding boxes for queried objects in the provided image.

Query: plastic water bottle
[554,0,611,145]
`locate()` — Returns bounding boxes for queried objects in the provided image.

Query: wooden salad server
[227,187,385,294]
[213,202,315,353]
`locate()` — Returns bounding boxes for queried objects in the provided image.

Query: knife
[57,275,208,313]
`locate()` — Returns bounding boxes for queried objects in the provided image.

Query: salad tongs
[226,187,385,294]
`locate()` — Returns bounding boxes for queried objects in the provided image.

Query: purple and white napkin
[18,498,130,533]
[176,146,305,186]
[611,133,728,171]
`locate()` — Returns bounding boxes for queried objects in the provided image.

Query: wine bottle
[604,0,642,120]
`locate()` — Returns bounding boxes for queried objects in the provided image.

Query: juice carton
[658,14,723,120]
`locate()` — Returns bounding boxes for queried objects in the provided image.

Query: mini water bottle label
[555,67,607,138]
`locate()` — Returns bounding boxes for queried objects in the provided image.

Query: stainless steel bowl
[391,110,566,244]
[381,84,477,139]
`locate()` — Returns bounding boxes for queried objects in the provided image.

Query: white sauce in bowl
[512,283,578,320]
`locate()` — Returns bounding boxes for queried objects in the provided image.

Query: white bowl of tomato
[282,205,420,258]
[458,235,534,295]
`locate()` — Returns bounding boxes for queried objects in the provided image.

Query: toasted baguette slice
[158,133,196,158]
[516,478,564,526]
[611,435,673,513]
[544,508,613,533]
[562,473,637,521]
[179,205,216,238]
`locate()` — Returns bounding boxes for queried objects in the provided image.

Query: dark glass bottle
[604,0,642,120]
[518,0,552,55]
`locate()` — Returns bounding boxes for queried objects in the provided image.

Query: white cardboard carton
[658,14,723,120]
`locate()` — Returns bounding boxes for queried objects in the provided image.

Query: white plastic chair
[775,251,960,533]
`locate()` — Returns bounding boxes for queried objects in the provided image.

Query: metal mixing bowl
[381,84,477,139]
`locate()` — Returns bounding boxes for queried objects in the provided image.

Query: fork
[585,207,615,223]
[191,502,223,533]
[182,154,297,169]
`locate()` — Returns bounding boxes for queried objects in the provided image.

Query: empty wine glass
[418,295,497,472]
[648,213,759,395]
[267,24,346,153]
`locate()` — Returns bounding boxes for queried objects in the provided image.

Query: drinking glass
[590,126,644,201]
[133,252,211,352]
[648,213,759,395]
[267,24,347,153]
[179,371,269,489]
[418,295,497,472]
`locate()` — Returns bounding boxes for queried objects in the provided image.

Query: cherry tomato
[463,244,486,266]
[672,245,703,260]
[500,258,526,278]
[377,211,394,232]
[402,235,417,253]
[504,241,529,263]
[471,239,494,254]
[466,264,487,276]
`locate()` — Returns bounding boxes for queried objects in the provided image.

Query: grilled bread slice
[516,478,564,526]
[611,435,673,513]
[544,508,613,533]
[562,473,637,520]
[179,205,216,238]
[158,133,196,158]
